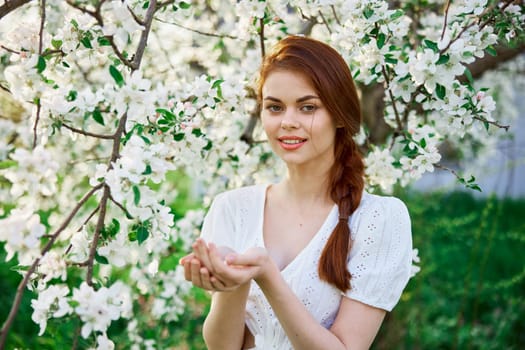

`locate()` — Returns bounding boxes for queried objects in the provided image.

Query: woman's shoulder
[350,191,411,237]
[357,191,409,217]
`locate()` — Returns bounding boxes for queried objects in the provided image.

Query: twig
[61,123,115,140]
[109,193,133,219]
[330,5,341,26]
[127,4,145,27]
[64,0,97,18]
[64,204,101,256]
[32,103,42,149]
[472,116,510,131]
[434,163,461,178]
[0,45,19,54]
[85,185,109,286]
[440,0,451,41]
[0,183,104,349]
[154,17,237,39]
[318,10,332,34]
[259,18,266,58]
[32,0,46,149]
[439,0,514,54]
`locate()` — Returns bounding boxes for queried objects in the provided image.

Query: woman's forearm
[203,282,251,350]
[256,266,347,350]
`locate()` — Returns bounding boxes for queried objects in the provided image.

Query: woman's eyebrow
[263,95,320,103]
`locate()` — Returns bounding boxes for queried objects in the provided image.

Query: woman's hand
[180,239,276,291]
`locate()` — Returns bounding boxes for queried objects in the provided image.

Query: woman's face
[260,69,337,169]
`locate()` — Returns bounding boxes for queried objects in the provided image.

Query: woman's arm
[191,240,387,350]
[203,282,251,350]
[181,247,250,350]
[248,255,386,350]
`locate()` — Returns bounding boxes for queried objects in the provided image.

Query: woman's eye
[300,105,317,113]
[266,105,282,113]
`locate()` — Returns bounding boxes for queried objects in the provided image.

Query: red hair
[257,36,365,292]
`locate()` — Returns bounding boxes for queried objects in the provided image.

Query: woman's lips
[278,136,307,150]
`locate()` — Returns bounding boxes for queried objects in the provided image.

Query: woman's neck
[279,166,333,205]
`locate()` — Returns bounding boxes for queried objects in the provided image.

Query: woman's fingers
[193,239,214,272]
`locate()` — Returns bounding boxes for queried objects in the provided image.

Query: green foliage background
[1,190,524,349]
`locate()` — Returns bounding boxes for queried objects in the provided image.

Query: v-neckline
[258,184,338,273]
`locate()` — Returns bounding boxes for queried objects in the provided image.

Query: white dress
[200,184,413,350]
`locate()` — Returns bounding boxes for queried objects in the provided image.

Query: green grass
[374,190,525,350]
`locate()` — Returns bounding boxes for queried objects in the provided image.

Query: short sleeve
[199,192,237,250]
[344,196,413,311]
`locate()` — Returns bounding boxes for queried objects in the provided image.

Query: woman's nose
[280,111,300,130]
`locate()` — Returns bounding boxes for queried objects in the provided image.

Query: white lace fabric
[200,184,413,350]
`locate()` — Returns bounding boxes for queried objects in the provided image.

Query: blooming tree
[0,0,523,348]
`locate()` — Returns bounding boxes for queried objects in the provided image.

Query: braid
[318,139,364,292]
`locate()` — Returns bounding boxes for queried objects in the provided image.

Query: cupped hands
[179,238,275,292]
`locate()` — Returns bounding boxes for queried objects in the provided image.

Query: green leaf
[464,67,474,86]
[133,185,140,205]
[173,133,185,141]
[108,218,120,237]
[468,184,482,192]
[390,9,404,20]
[436,54,450,65]
[109,65,124,87]
[203,140,213,151]
[424,39,439,53]
[137,225,149,244]
[97,36,111,47]
[377,33,386,49]
[95,252,109,264]
[179,1,191,9]
[80,36,93,49]
[92,108,105,126]
[156,108,176,121]
[384,54,398,64]
[128,231,137,241]
[142,164,152,175]
[36,56,46,73]
[486,45,497,56]
[435,83,446,100]
[67,90,78,102]
[0,160,17,169]
[420,138,427,148]
[192,128,203,137]
[212,79,224,89]
[51,39,63,50]
[363,8,374,19]
[142,1,150,9]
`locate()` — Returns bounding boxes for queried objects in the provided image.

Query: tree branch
[61,122,115,140]
[0,0,31,20]
[131,0,157,71]
[85,186,109,285]
[32,0,46,149]
[440,0,451,41]
[259,18,266,58]
[154,17,237,39]
[459,44,525,82]
[0,183,104,349]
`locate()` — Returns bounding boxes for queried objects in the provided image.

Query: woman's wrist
[254,257,279,288]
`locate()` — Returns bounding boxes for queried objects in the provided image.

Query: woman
[180,35,413,350]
